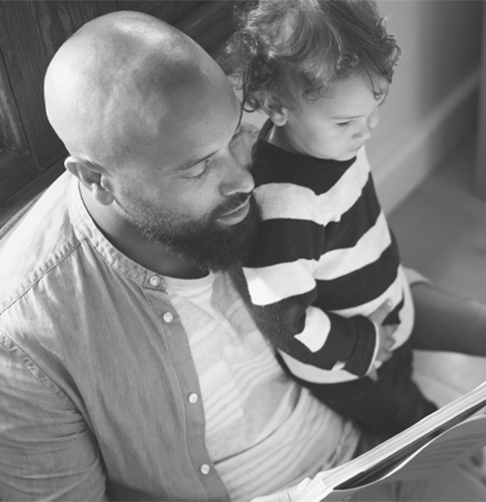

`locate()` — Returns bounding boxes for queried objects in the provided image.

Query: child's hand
[367,301,398,380]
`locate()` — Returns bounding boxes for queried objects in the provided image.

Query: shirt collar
[68,176,168,289]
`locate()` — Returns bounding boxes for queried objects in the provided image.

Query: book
[296,381,486,502]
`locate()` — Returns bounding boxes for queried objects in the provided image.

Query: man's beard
[122,193,261,271]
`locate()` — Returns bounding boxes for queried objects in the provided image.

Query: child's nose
[368,107,381,131]
[354,122,373,142]
[355,109,380,141]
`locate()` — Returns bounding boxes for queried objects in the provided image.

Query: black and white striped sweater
[243,121,414,383]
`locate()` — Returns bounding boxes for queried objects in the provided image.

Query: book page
[336,411,486,489]
[296,405,486,502]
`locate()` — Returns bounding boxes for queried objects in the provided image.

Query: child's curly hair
[224,0,401,112]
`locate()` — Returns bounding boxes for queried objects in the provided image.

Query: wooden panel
[115,0,235,58]
[52,1,123,39]
[0,1,119,172]
[117,0,203,25]
[0,154,64,229]
[0,2,65,170]
[174,1,236,57]
[0,149,39,204]
[0,48,29,154]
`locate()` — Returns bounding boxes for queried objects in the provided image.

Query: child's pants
[277,340,437,436]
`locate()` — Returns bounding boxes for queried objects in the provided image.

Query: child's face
[276,75,388,161]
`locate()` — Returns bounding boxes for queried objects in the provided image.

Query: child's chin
[337,151,359,161]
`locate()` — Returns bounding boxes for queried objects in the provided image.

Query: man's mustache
[212,192,253,219]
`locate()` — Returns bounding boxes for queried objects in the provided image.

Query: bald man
[2,9,486,502]
[45,10,258,276]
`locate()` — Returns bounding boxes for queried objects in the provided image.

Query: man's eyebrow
[177,107,244,172]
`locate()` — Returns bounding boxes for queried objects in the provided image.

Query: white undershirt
[164,271,360,500]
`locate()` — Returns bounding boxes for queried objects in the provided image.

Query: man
[1,10,486,502]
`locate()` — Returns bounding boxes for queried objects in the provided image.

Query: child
[225,0,437,435]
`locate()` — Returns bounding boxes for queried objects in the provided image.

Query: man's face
[110,81,259,271]
[281,75,388,161]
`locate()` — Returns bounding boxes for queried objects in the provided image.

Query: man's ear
[64,156,115,205]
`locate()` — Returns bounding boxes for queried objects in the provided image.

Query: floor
[388,138,486,407]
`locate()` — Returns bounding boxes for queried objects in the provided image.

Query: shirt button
[149,275,160,287]
[200,464,210,475]
[188,393,198,404]
[162,312,173,323]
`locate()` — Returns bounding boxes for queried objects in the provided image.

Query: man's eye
[188,170,207,181]
[186,160,210,181]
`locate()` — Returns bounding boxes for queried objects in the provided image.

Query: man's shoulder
[0,173,83,312]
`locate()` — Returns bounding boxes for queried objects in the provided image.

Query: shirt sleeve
[0,333,107,501]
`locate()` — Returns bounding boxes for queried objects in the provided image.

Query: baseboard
[373,70,480,215]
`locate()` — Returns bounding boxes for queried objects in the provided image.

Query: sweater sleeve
[243,210,379,377]
[243,269,378,377]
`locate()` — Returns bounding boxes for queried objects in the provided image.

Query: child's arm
[244,271,396,378]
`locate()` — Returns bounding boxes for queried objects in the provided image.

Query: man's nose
[220,156,254,197]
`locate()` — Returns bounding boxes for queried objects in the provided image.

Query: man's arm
[0,335,107,501]
[410,281,486,356]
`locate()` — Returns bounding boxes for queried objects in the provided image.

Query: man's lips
[217,197,251,225]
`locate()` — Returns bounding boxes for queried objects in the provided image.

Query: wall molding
[373,69,480,214]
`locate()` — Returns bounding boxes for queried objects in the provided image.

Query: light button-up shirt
[0,173,359,501]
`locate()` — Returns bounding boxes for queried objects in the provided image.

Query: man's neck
[79,184,207,279]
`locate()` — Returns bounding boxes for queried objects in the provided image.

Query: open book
[297,381,486,502]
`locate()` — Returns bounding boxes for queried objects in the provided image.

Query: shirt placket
[144,275,230,501]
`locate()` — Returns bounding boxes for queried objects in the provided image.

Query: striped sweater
[243,121,414,383]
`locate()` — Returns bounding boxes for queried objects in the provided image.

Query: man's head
[44,11,259,272]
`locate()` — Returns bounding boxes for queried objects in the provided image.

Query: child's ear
[266,108,288,127]
[260,100,289,127]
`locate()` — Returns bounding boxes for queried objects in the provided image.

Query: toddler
[226,0,437,435]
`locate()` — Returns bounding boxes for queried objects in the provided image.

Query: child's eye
[336,120,352,128]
